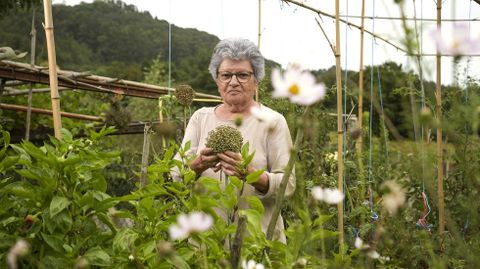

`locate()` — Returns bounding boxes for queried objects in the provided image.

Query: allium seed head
[175,85,195,106]
[205,125,243,154]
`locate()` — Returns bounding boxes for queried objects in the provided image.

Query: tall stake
[256,0,262,102]
[436,0,445,234]
[335,0,344,245]
[140,123,152,188]
[26,9,37,141]
[356,0,366,197]
[43,0,62,139]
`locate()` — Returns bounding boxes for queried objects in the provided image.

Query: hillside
[0,0,226,94]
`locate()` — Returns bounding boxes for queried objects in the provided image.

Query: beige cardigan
[178,105,295,242]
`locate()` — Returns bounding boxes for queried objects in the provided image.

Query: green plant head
[205,125,243,154]
[174,84,195,106]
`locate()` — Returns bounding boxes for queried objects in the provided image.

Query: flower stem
[266,107,309,240]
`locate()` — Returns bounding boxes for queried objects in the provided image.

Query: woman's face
[216,58,257,107]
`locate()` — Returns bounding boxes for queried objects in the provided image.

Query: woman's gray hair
[208,38,265,82]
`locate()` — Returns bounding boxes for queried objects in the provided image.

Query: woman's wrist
[251,171,269,194]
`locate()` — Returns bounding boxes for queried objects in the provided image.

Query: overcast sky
[55,0,480,85]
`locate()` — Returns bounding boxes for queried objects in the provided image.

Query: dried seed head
[157,241,174,257]
[175,84,195,106]
[348,128,362,140]
[205,125,243,154]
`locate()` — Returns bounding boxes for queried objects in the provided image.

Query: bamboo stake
[436,0,445,235]
[26,9,37,141]
[159,98,166,148]
[334,0,344,245]
[256,0,262,102]
[356,0,366,198]
[42,0,62,139]
[140,123,151,188]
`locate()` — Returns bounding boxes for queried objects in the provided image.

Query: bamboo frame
[43,0,62,139]
[338,14,479,22]
[283,0,409,54]
[140,123,151,188]
[26,9,37,141]
[334,0,344,245]
[0,103,103,122]
[356,0,366,198]
[256,0,262,102]
[436,0,445,235]
[0,60,221,101]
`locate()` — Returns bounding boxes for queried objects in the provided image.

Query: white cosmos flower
[242,259,265,269]
[430,23,480,56]
[366,250,381,259]
[271,66,326,106]
[381,181,406,215]
[7,239,30,269]
[169,211,213,240]
[354,237,370,250]
[366,250,390,261]
[311,186,345,204]
[250,106,276,129]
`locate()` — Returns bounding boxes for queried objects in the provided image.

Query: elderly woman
[179,37,295,242]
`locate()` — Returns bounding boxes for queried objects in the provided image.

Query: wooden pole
[42,0,62,139]
[335,0,344,245]
[140,123,151,188]
[0,103,103,122]
[356,0,366,197]
[256,0,262,102]
[436,0,445,235]
[26,9,37,141]
[159,98,166,148]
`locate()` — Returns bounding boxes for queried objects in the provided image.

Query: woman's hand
[189,148,220,176]
[218,151,269,194]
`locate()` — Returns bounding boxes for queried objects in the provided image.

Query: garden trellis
[283,0,480,242]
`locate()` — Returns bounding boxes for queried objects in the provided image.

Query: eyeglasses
[217,71,254,83]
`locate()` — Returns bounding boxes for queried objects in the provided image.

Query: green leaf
[90,174,108,192]
[42,233,65,252]
[0,156,19,172]
[244,151,255,167]
[244,196,264,215]
[313,214,333,226]
[96,212,117,233]
[240,142,250,158]
[15,167,55,189]
[21,141,52,164]
[117,184,168,201]
[53,211,73,234]
[183,169,196,185]
[183,140,191,154]
[229,176,242,189]
[0,131,10,159]
[309,229,338,241]
[246,169,265,184]
[83,246,112,266]
[197,177,221,193]
[1,181,41,201]
[50,196,71,217]
[0,216,19,227]
[148,163,171,173]
[113,228,138,252]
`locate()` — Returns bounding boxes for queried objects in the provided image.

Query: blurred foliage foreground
[1,80,480,269]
